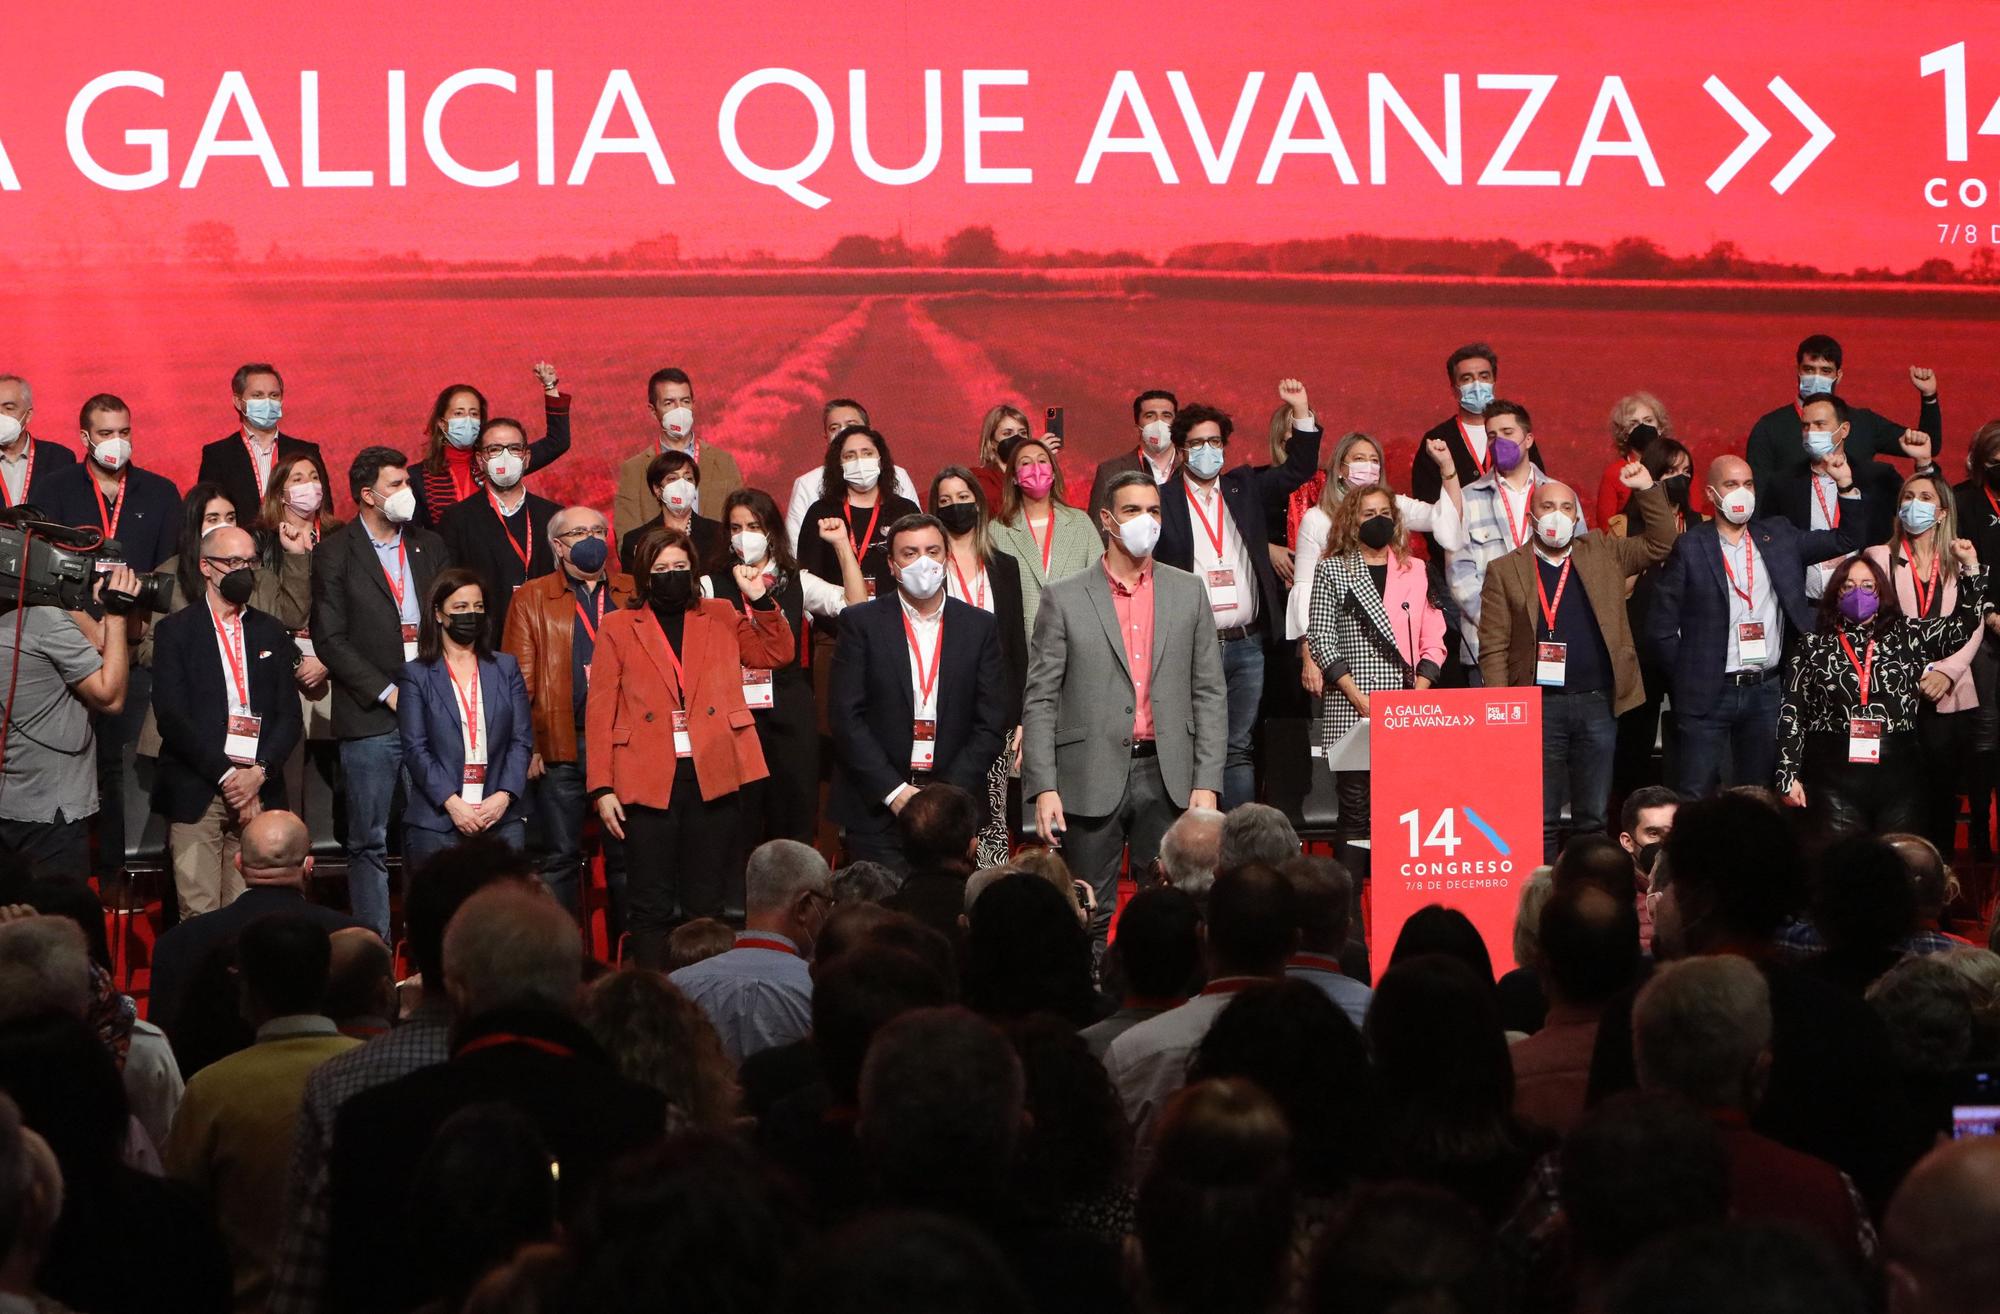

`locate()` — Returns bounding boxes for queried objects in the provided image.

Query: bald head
[238,810,310,886]
[200,524,255,560]
[442,884,582,1020]
[548,504,607,547]
[1886,1137,2000,1314]
[325,928,395,1026]
[1530,481,1580,519]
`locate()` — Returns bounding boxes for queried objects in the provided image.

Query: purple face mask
[1837,588,1879,623]
[1491,437,1525,473]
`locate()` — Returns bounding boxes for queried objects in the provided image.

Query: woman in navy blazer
[397,566,534,872]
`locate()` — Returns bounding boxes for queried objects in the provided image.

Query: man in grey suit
[1023,471,1225,940]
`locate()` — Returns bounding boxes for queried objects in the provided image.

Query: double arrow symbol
[1703,76,1835,194]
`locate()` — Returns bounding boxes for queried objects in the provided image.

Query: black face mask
[1986,465,2000,491]
[442,613,485,646]
[1661,474,1692,507]
[214,566,256,606]
[1357,516,1396,550]
[936,502,981,537]
[649,570,693,610]
[1625,422,1660,453]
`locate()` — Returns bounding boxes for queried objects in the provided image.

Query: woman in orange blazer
[588,524,794,966]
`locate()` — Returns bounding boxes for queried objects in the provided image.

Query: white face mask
[1140,420,1173,452]
[732,529,769,566]
[485,453,524,489]
[1115,513,1162,559]
[379,485,417,525]
[90,437,131,472]
[660,478,699,514]
[898,555,946,600]
[1716,488,1756,525]
[0,416,22,448]
[842,457,882,492]
[1536,510,1576,550]
[284,482,324,515]
[660,405,695,440]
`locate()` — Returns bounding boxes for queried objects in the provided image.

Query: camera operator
[0,544,140,884]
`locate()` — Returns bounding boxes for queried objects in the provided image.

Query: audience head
[1307,1183,1503,1314]
[1617,786,1680,864]
[236,915,333,1023]
[1536,883,1641,1010]
[1282,855,1355,956]
[235,809,313,888]
[1510,868,1555,973]
[1004,1016,1130,1218]
[1885,1136,2000,1314]
[1938,946,2000,1060]
[1813,834,1919,963]
[0,1013,129,1177]
[1218,803,1299,872]
[963,873,1096,1026]
[810,944,953,1106]
[1192,980,1377,1193]
[899,784,980,873]
[1633,955,1771,1112]
[1366,955,1516,1183]
[1137,1078,1293,1314]
[1884,832,1956,926]
[323,929,395,1028]
[744,840,834,954]
[829,862,899,907]
[0,1092,61,1293]
[404,837,539,999]
[1554,833,1641,900]
[1388,905,1495,984]
[1867,955,1978,1078]
[1156,807,1224,903]
[1105,888,1201,1003]
[579,970,739,1129]
[0,918,90,1023]
[404,1103,558,1311]
[1559,1092,1728,1283]
[1007,848,1086,921]
[1655,795,1802,958]
[665,918,736,973]
[1205,863,1300,979]
[783,1212,1030,1314]
[441,885,582,1023]
[858,1007,1024,1218]
[1604,1223,1867,1314]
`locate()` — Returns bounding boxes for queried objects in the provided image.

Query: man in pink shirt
[1511,883,1642,1136]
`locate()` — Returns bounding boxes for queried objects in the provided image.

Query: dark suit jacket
[1746,394,1942,488]
[1156,426,1323,629]
[37,461,181,572]
[327,1008,665,1314]
[436,489,560,636]
[311,519,449,739]
[2,436,76,507]
[410,394,571,529]
[981,550,1030,721]
[149,600,302,823]
[618,512,725,577]
[1763,459,1900,548]
[1087,449,1155,524]
[1646,510,1864,718]
[1408,413,1548,506]
[196,430,324,526]
[395,653,534,832]
[828,595,1007,834]
[146,885,358,1048]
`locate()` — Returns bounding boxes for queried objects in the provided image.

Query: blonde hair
[1890,471,1958,564]
[1328,484,1410,564]
[1316,432,1383,520]
[1608,392,1674,455]
[1266,402,1300,465]
[979,404,1031,469]
[999,437,1070,524]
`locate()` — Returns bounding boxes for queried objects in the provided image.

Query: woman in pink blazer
[1304,485,1448,881]
[1865,471,1984,854]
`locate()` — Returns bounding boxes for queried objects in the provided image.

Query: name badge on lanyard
[225,714,262,766]
[461,763,486,805]
[1535,643,1568,687]
[1205,568,1239,614]
[1848,718,1884,764]
[401,624,419,661]
[911,718,937,772]
[1738,621,1768,665]
[672,709,693,758]
[743,666,775,710]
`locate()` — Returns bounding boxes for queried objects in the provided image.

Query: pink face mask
[1016,463,1056,497]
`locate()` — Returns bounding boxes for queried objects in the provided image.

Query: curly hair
[580,970,740,1131]
[1327,485,1410,564]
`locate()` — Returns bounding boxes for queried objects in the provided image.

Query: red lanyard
[1185,482,1227,557]
[902,609,944,708]
[449,662,481,757]
[1535,556,1573,637]
[210,602,250,710]
[950,555,987,609]
[1906,548,1942,618]
[382,539,409,610]
[645,608,687,695]
[1198,976,1261,997]
[845,498,883,561]
[458,1033,573,1060]
[1985,485,2000,526]
[1495,479,1531,547]
[1027,511,1056,575]
[0,440,33,507]
[1459,416,1491,472]
[242,433,275,489]
[1721,536,1756,605]
[735,935,800,956]
[574,583,606,640]
[489,491,532,571]
[1839,633,1876,707]
[1811,476,1840,530]
[92,472,125,540]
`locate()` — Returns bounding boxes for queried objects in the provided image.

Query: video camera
[0,516,175,615]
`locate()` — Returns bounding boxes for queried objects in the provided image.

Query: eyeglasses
[555,526,608,542]
[482,443,529,459]
[1185,437,1226,452]
[203,555,258,571]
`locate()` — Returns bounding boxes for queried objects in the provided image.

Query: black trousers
[1803,730,1922,840]
[743,669,819,846]
[1917,704,1974,857]
[623,760,745,969]
[0,812,90,884]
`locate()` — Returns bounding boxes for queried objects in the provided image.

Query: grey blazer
[1021,561,1226,815]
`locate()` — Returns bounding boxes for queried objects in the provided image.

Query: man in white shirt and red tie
[829,514,1007,874]
[150,525,304,917]
[1153,380,1323,811]
[0,374,76,510]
